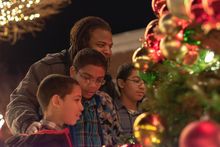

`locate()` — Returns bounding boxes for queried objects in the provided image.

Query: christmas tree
[132,0,220,146]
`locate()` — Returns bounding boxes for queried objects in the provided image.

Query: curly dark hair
[68,16,111,63]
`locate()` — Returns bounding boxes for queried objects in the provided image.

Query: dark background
[0,0,155,74]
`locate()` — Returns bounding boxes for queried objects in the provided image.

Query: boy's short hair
[37,74,79,112]
[72,48,107,72]
[116,63,135,91]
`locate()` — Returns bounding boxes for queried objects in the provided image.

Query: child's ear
[117,79,125,89]
[69,66,76,78]
[51,95,62,108]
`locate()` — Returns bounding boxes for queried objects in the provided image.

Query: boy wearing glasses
[69,48,121,146]
[114,63,146,142]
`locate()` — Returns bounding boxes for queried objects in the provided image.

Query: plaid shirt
[114,98,141,137]
[69,91,121,147]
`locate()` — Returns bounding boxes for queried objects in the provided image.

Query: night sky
[0,0,155,75]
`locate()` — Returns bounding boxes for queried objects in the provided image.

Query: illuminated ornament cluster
[0,0,70,43]
[133,0,220,71]
[133,113,164,146]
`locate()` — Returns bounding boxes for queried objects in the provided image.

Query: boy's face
[89,28,113,59]
[70,65,105,99]
[60,85,83,125]
[119,69,146,102]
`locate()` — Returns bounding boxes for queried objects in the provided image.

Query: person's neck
[120,95,137,111]
[44,112,64,128]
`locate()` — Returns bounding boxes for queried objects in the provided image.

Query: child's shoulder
[96,91,112,100]
[95,91,114,107]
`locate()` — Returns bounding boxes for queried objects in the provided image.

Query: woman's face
[88,28,113,59]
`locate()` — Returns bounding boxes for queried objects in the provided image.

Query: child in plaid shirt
[69,48,121,146]
[114,63,146,141]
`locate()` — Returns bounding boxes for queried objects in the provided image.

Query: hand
[26,121,42,134]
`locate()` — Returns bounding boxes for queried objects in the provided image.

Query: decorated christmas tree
[132,0,220,146]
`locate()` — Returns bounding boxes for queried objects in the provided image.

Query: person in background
[114,63,146,141]
[5,16,118,135]
[69,48,121,146]
[5,74,83,147]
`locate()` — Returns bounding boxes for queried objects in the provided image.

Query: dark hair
[116,63,135,91]
[116,63,135,80]
[37,74,79,112]
[73,48,108,72]
[69,16,112,62]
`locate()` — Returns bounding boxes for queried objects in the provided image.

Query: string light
[0,0,70,43]
[0,0,41,25]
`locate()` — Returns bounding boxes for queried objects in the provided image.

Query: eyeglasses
[126,78,145,86]
[78,71,106,86]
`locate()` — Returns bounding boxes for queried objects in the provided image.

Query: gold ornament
[144,19,159,40]
[166,0,191,20]
[158,13,182,36]
[132,47,151,72]
[133,113,164,147]
[160,36,188,62]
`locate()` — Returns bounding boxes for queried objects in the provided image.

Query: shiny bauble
[151,0,167,17]
[179,120,220,147]
[145,33,160,50]
[190,0,210,23]
[133,113,164,147]
[144,19,159,40]
[132,47,152,72]
[203,0,220,22]
[160,36,188,62]
[159,13,182,36]
[166,0,191,20]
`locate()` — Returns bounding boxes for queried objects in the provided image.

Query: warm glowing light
[0,0,70,43]
[205,51,214,63]
[0,114,4,129]
[151,136,161,143]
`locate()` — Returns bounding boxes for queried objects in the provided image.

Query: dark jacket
[5,49,118,134]
[5,128,73,147]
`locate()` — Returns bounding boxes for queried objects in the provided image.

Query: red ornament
[190,1,211,23]
[145,34,164,63]
[148,48,164,63]
[179,120,220,147]
[203,0,220,21]
[151,0,167,17]
[145,34,160,50]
